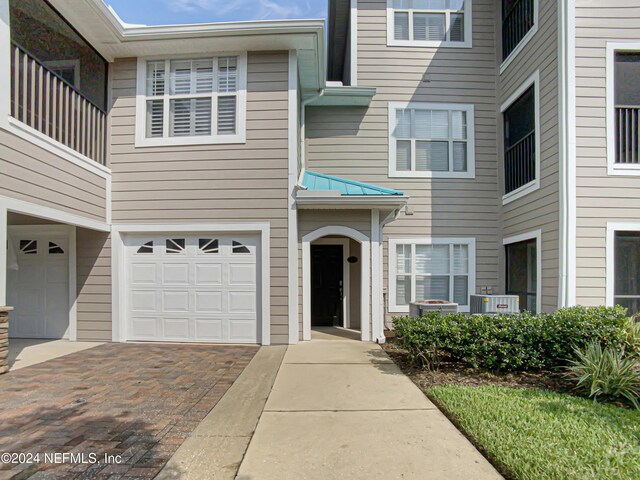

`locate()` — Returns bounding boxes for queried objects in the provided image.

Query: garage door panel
[162,263,190,285]
[194,318,224,341]
[228,264,257,285]
[229,319,257,342]
[131,290,157,312]
[162,291,190,312]
[131,317,159,338]
[126,233,259,344]
[195,291,223,313]
[163,318,190,340]
[195,263,222,285]
[47,263,68,284]
[229,292,256,313]
[131,264,157,284]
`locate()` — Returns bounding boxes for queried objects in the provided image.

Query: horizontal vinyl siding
[575,1,640,307]
[0,129,107,222]
[76,228,112,341]
[109,52,290,344]
[307,0,500,324]
[498,0,560,312]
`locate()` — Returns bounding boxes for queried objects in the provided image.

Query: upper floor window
[387,0,472,48]
[389,237,476,313]
[501,71,540,203]
[614,52,640,165]
[501,0,537,67]
[388,102,475,178]
[136,54,247,147]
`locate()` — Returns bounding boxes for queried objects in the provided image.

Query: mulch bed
[381,337,575,395]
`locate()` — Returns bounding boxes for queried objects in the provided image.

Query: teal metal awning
[301,171,403,196]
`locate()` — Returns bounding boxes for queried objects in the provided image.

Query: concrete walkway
[8,338,102,371]
[236,330,502,480]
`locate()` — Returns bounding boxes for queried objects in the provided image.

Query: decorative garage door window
[49,242,64,254]
[232,241,250,254]
[137,241,154,254]
[166,238,186,254]
[199,239,219,254]
[19,240,37,255]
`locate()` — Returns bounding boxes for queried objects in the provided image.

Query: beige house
[0,0,637,346]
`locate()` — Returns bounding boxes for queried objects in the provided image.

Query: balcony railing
[615,106,640,164]
[504,130,535,194]
[10,43,106,165]
[502,0,535,60]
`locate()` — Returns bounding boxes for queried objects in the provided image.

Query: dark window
[9,0,107,110]
[505,238,537,314]
[614,52,640,164]
[166,239,186,254]
[48,242,64,254]
[199,239,219,254]
[232,241,250,254]
[137,241,153,254]
[19,239,37,255]
[614,232,640,314]
[504,85,536,194]
[502,0,535,61]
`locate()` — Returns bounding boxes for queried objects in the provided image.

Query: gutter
[298,89,325,185]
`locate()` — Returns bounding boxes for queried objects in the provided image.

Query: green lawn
[428,386,640,480]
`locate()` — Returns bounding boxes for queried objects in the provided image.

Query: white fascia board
[307,86,376,106]
[296,196,409,208]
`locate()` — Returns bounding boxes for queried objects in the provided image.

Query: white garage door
[125,234,259,343]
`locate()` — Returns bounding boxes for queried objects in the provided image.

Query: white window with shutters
[135,53,247,146]
[387,0,472,48]
[389,238,476,313]
[388,102,475,178]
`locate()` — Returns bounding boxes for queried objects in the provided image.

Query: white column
[0,204,7,306]
[68,226,77,341]
[287,50,299,344]
[370,209,382,342]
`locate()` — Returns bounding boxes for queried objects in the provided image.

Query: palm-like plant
[565,341,640,409]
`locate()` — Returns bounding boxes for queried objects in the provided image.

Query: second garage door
[125,234,259,343]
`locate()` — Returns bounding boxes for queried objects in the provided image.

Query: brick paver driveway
[0,343,259,479]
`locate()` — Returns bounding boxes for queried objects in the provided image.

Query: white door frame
[7,224,77,340]
[311,237,351,329]
[302,226,370,342]
[503,229,542,314]
[112,223,271,345]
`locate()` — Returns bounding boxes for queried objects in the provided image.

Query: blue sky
[106,0,327,25]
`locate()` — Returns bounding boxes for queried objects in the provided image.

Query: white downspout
[298,89,325,184]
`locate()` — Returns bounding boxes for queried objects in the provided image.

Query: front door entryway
[311,244,344,327]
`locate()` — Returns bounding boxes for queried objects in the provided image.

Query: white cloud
[165,0,324,21]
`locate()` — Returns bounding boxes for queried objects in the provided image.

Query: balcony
[504,130,535,194]
[10,43,106,165]
[502,0,535,61]
[615,106,640,164]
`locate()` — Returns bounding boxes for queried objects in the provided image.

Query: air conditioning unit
[409,300,458,317]
[470,295,520,314]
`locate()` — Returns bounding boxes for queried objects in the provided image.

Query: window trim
[388,237,476,313]
[606,222,640,308]
[503,229,542,315]
[388,101,476,179]
[134,52,247,147]
[606,42,640,176]
[386,0,473,49]
[499,0,539,74]
[501,70,540,204]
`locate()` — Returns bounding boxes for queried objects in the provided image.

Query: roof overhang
[308,85,377,107]
[296,195,409,210]
[48,0,326,92]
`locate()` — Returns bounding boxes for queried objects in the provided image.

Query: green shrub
[622,316,640,357]
[393,306,629,372]
[565,341,640,409]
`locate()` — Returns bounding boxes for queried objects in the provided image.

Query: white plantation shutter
[453,142,467,172]
[451,111,467,139]
[146,61,165,96]
[396,140,411,171]
[453,244,469,305]
[394,12,409,40]
[416,276,450,301]
[218,57,238,93]
[217,96,237,135]
[450,13,464,42]
[416,141,449,171]
[414,110,448,139]
[413,13,445,41]
[145,56,241,140]
[395,109,412,138]
[170,98,212,137]
[146,100,164,137]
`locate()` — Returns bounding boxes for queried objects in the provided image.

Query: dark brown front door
[311,245,344,327]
